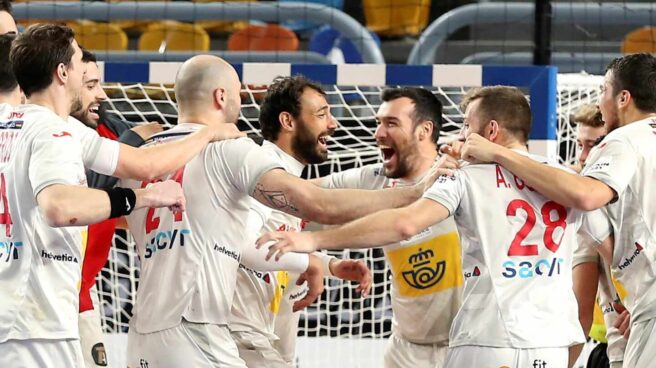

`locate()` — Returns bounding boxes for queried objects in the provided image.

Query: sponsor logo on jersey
[0,120,23,129]
[239,263,271,282]
[501,257,563,279]
[213,244,240,262]
[91,342,108,366]
[52,131,72,138]
[533,359,548,368]
[587,161,610,172]
[144,229,191,259]
[387,231,462,297]
[617,242,643,271]
[0,241,22,262]
[464,266,481,279]
[41,249,78,263]
[401,247,446,289]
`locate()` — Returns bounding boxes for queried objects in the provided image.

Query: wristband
[103,187,137,218]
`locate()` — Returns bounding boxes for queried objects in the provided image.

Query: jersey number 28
[506,199,567,256]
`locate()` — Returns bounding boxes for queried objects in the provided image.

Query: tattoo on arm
[255,184,299,214]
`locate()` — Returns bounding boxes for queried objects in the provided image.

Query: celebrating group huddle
[0,23,655,368]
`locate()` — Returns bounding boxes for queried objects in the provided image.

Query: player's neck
[0,89,21,107]
[401,148,438,181]
[621,108,656,127]
[27,88,70,119]
[177,111,223,127]
[273,136,308,166]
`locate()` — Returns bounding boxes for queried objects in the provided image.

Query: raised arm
[114,124,244,181]
[257,198,449,260]
[461,134,614,210]
[252,167,447,225]
[36,180,184,227]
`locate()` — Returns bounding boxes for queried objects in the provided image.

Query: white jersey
[0,104,88,342]
[230,140,307,339]
[423,150,605,348]
[67,117,119,177]
[323,163,462,345]
[582,117,656,324]
[573,229,626,363]
[124,124,282,333]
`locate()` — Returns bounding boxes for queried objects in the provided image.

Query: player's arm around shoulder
[253,163,450,225]
[114,123,245,181]
[462,133,614,211]
[257,197,449,260]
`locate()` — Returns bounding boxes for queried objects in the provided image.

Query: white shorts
[0,338,84,368]
[79,284,108,367]
[231,330,290,368]
[624,317,656,368]
[444,345,568,368]
[384,333,448,368]
[127,320,246,368]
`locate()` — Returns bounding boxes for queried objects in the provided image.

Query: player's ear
[213,87,226,109]
[416,120,430,140]
[56,63,68,84]
[279,111,294,132]
[488,120,500,141]
[618,90,630,108]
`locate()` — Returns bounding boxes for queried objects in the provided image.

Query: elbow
[572,189,600,212]
[41,199,69,227]
[131,161,159,182]
[395,217,418,241]
[308,204,335,225]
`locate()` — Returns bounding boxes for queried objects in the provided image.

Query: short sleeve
[246,198,272,234]
[581,136,637,199]
[573,232,600,267]
[29,124,86,196]
[422,171,466,215]
[321,164,383,190]
[68,118,119,175]
[579,208,613,245]
[207,138,282,195]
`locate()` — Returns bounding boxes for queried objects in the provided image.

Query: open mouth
[317,129,334,150]
[88,104,100,121]
[379,145,397,164]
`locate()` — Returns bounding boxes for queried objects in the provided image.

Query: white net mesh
[98,73,603,339]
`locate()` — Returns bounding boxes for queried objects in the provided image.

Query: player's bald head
[175,55,240,113]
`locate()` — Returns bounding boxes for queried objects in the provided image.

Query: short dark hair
[10,24,76,97]
[380,87,443,143]
[0,33,17,93]
[80,46,97,63]
[259,75,326,141]
[606,53,656,113]
[461,86,532,144]
[0,0,12,14]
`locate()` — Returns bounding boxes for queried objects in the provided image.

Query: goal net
[97,63,603,367]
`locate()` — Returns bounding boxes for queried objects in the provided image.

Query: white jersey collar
[262,140,305,177]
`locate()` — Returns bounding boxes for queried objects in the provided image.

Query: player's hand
[256,231,318,261]
[461,133,501,164]
[417,159,455,193]
[436,153,460,170]
[613,302,631,339]
[292,254,325,312]
[142,180,186,213]
[440,139,464,160]
[329,258,372,297]
[131,122,163,141]
[209,123,246,142]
